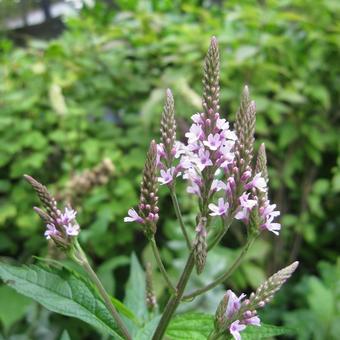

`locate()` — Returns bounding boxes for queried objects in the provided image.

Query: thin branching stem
[182,236,256,301]
[150,237,176,293]
[170,189,191,250]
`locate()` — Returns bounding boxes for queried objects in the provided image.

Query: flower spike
[160,89,176,167]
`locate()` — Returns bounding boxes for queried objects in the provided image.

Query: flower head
[124,208,143,223]
[209,197,229,216]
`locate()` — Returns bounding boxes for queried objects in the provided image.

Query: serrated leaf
[242,323,295,339]
[166,313,214,340]
[0,262,123,339]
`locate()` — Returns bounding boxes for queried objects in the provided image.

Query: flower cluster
[24,175,79,248]
[214,262,299,340]
[155,38,280,236]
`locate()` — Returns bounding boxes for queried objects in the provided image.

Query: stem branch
[151,237,176,293]
[170,189,191,249]
[183,236,256,300]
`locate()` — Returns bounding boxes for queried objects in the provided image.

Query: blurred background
[0,0,339,339]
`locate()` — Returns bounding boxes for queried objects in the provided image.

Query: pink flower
[203,133,221,151]
[239,193,257,209]
[58,207,77,225]
[244,315,261,326]
[221,129,237,141]
[64,223,80,236]
[209,197,229,216]
[196,148,213,171]
[261,215,281,235]
[235,208,250,222]
[216,118,229,130]
[245,173,267,192]
[225,290,246,318]
[158,168,175,185]
[124,208,143,223]
[187,181,201,196]
[44,223,59,240]
[191,113,202,124]
[211,179,227,192]
[185,124,203,144]
[229,320,246,340]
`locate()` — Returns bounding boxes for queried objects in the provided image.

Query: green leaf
[0,262,123,339]
[124,253,147,335]
[111,296,141,326]
[242,323,295,339]
[166,313,214,339]
[0,285,32,332]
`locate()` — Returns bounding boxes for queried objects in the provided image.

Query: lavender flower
[24,175,80,248]
[208,198,229,216]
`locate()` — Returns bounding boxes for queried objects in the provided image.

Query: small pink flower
[196,148,213,171]
[185,124,203,144]
[261,215,281,235]
[235,208,250,222]
[216,118,229,130]
[203,133,221,151]
[239,193,257,209]
[229,320,246,340]
[245,173,267,192]
[209,197,229,216]
[225,290,246,318]
[58,207,77,225]
[244,315,261,326]
[44,223,59,240]
[158,168,175,185]
[64,223,80,236]
[124,208,143,223]
[191,113,202,124]
[211,179,227,192]
[187,181,201,196]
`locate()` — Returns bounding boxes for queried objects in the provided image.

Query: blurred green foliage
[0,0,339,338]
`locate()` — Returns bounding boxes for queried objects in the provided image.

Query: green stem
[151,237,176,293]
[207,215,233,251]
[73,243,132,340]
[152,252,195,340]
[170,190,191,250]
[182,236,256,301]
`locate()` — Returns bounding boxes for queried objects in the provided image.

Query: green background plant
[0,0,339,339]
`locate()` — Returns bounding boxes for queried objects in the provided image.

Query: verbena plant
[0,37,298,340]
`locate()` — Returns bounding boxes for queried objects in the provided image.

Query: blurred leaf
[0,285,31,332]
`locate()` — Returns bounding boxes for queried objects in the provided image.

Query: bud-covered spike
[235,87,256,168]
[251,261,299,308]
[255,143,268,183]
[193,217,207,274]
[33,206,53,224]
[139,140,159,237]
[202,36,220,129]
[160,89,176,166]
[24,175,59,219]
